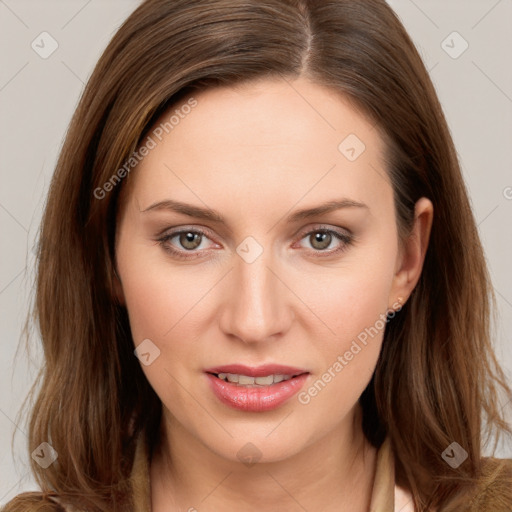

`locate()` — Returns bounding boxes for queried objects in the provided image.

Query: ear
[389,197,433,309]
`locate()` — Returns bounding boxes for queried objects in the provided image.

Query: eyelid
[294,223,352,240]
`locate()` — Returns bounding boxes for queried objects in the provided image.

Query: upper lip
[204,364,309,377]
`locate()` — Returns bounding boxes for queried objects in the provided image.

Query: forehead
[123,77,392,218]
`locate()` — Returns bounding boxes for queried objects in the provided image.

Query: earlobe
[389,197,434,308]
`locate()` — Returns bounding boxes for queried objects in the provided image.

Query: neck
[150,404,377,512]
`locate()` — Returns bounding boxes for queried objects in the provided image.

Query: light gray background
[1,0,511,504]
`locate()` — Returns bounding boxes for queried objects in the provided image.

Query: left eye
[298,229,351,252]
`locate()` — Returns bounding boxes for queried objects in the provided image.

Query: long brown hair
[5,0,511,510]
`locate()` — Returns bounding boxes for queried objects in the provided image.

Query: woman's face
[115,77,426,463]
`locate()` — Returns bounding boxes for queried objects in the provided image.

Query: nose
[218,247,294,345]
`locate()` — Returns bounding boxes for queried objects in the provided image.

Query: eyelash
[156,225,354,260]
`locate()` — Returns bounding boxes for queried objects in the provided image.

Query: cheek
[119,258,207,409]
[118,241,204,344]
[291,252,395,409]
[294,257,395,344]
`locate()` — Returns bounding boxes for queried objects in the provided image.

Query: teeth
[255,375,273,385]
[215,373,296,386]
[238,375,255,385]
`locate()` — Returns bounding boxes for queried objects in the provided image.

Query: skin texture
[115,77,433,511]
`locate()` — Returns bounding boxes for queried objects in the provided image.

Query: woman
[5,0,511,510]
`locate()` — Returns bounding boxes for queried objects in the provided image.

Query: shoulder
[1,493,70,512]
[1,491,96,512]
[436,457,512,512]
[468,456,512,510]
[393,458,512,512]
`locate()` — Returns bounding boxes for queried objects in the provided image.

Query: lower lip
[206,373,309,412]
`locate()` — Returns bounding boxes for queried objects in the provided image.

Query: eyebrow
[141,198,369,223]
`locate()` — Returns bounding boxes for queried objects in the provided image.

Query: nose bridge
[220,242,291,343]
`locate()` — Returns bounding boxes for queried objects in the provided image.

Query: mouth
[204,364,310,411]
[204,363,309,385]
[207,372,304,387]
